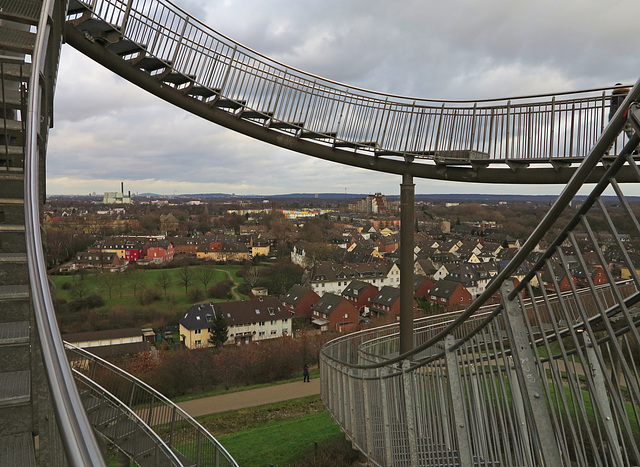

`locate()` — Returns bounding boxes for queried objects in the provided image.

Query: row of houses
[57,233,273,272]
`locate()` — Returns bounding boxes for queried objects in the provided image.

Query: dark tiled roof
[282,284,316,306]
[312,293,347,316]
[180,298,292,329]
[63,327,142,343]
[429,280,462,299]
[371,286,400,307]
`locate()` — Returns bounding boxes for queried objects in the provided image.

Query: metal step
[0,285,29,301]
[240,110,273,121]
[136,57,171,72]
[0,62,31,82]
[0,173,24,198]
[67,0,90,16]
[161,72,194,86]
[0,27,36,55]
[0,370,30,407]
[0,88,25,109]
[269,121,304,130]
[0,119,25,136]
[300,130,337,140]
[0,0,41,25]
[106,39,145,57]
[186,86,218,99]
[76,18,120,42]
[213,98,246,110]
[334,140,379,150]
[0,253,28,286]
[0,321,29,346]
[0,200,25,224]
[0,432,36,467]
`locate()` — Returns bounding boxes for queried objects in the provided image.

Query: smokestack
[121,182,124,195]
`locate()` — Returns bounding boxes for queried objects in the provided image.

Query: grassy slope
[218,411,341,466]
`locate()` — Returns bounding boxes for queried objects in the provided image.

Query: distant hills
[50,192,640,204]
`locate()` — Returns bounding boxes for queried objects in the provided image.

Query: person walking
[303,364,310,382]
[605,83,634,155]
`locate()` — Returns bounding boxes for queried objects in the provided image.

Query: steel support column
[399,173,415,355]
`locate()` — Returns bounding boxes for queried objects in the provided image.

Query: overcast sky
[47,0,640,197]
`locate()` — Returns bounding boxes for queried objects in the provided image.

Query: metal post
[583,334,624,466]
[379,368,393,467]
[362,370,374,461]
[509,357,535,467]
[399,173,415,355]
[445,335,473,467]
[500,283,562,466]
[402,360,419,466]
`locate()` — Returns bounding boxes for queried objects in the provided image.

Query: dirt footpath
[177,378,321,418]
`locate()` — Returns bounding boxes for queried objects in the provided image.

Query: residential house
[179,298,292,348]
[160,212,180,233]
[145,240,175,264]
[341,280,379,313]
[310,293,359,332]
[72,251,124,271]
[427,279,473,312]
[413,275,435,299]
[282,284,320,318]
[368,286,411,317]
[309,261,399,296]
[62,328,147,357]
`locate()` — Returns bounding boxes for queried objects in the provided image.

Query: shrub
[61,281,72,290]
[188,288,204,302]
[208,280,233,299]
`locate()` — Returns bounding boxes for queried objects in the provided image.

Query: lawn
[50,264,247,312]
[217,411,342,466]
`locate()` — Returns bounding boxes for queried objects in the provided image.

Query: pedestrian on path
[303,364,310,382]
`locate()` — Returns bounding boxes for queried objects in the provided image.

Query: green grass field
[218,411,342,466]
[50,264,246,311]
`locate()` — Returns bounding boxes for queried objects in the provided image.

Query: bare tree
[177,266,193,294]
[127,269,145,298]
[100,272,117,299]
[196,266,216,292]
[245,266,261,287]
[157,270,171,297]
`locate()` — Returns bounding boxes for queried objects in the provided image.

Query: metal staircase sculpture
[1,0,640,464]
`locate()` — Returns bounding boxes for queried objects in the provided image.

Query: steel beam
[399,173,415,355]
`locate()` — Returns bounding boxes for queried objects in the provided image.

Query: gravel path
[177,378,321,418]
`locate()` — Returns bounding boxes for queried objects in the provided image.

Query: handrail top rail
[79,0,627,106]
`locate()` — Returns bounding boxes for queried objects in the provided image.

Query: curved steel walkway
[1,0,640,465]
[63,0,638,185]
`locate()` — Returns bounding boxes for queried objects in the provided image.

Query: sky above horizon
[47,0,640,197]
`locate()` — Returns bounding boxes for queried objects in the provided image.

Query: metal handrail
[25,0,106,465]
[72,371,184,466]
[321,79,640,370]
[67,0,634,166]
[66,343,239,467]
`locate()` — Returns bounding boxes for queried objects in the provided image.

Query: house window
[271,320,277,325]
[283,318,288,323]
[194,329,202,335]
[260,321,265,326]
[259,331,265,336]
[195,340,202,346]
[271,330,277,335]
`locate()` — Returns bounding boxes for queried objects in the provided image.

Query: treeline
[115,333,335,398]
